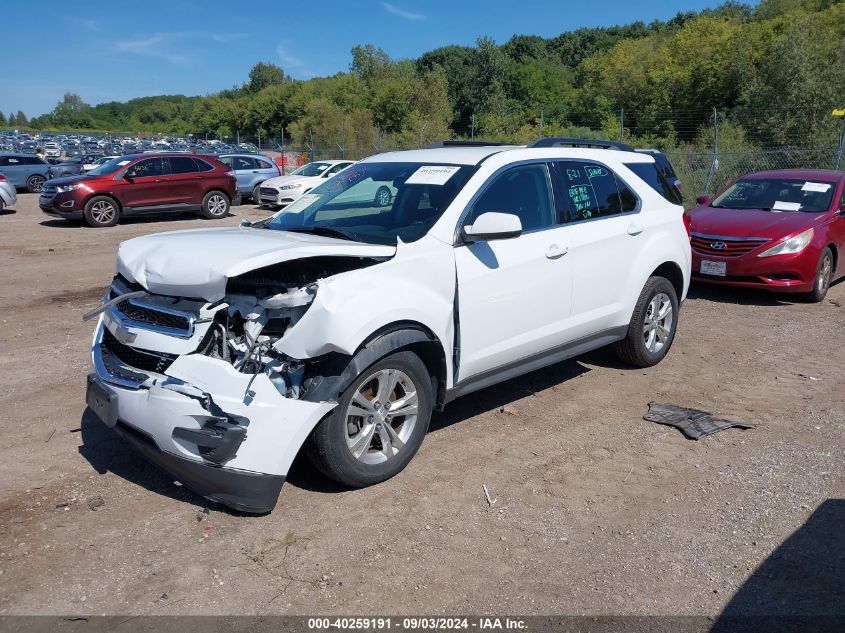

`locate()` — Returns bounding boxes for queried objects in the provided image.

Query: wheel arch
[204,188,231,202]
[825,242,838,276]
[83,192,122,211]
[650,261,685,301]
[302,321,449,411]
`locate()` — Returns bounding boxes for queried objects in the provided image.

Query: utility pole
[471,114,475,140]
[539,109,544,138]
[419,121,428,148]
[833,108,845,170]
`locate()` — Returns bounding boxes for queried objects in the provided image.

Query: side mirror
[695,194,712,206]
[461,212,523,243]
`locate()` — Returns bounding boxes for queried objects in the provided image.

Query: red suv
[39,153,239,227]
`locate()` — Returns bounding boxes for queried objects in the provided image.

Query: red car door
[119,157,167,209]
[161,155,203,206]
[833,178,845,278]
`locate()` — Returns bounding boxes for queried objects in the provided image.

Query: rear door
[0,156,26,186]
[163,155,202,205]
[553,161,645,333]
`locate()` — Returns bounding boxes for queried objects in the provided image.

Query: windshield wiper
[284,226,362,242]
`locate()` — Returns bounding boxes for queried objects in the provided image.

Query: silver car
[218,154,279,202]
[0,153,53,192]
[0,172,18,211]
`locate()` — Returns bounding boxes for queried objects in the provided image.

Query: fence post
[619,108,624,143]
[280,129,286,175]
[703,107,719,194]
[539,109,544,138]
[834,118,845,170]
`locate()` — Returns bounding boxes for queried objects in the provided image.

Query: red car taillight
[225,170,235,177]
[0,173,6,181]
[682,211,692,239]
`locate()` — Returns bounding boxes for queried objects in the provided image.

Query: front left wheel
[805,247,833,303]
[308,351,433,487]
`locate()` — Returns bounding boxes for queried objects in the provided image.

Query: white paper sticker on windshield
[801,181,831,192]
[280,193,319,214]
[772,200,801,212]
[117,160,130,166]
[405,165,461,186]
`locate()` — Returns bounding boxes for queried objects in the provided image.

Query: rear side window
[624,162,681,205]
[167,156,199,174]
[233,156,256,170]
[560,162,624,220]
[192,158,215,172]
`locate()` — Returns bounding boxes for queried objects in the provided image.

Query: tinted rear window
[192,158,215,172]
[624,162,682,205]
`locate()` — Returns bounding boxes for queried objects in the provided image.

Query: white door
[455,163,573,380]
[555,161,645,332]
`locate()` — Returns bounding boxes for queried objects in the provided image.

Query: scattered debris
[828,299,842,307]
[44,428,56,443]
[499,405,519,416]
[482,484,496,506]
[623,467,634,483]
[644,402,754,440]
[159,592,168,601]
[86,496,105,511]
[798,373,820,381]
[55,500,72,508]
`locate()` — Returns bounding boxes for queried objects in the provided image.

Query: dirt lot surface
[0,193,842,617]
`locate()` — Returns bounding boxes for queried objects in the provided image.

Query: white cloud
[115,34,190,64]
[276,43,303,68]
[381,2,426,21]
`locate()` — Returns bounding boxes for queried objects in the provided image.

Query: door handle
[627,223,644,236]
[546,244,568,259]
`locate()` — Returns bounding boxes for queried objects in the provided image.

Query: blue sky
[1,0,746,118]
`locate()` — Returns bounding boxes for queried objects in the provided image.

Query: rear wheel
[806,247,833,303]
[26,174,45,193]
[201,191,229,219]
[615,276,679,367]
[83,196,120,227]
[308,351,433,487]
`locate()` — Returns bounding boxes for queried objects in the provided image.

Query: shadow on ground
[711,498,845,633]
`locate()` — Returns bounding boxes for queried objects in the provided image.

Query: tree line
[7,0,844,151]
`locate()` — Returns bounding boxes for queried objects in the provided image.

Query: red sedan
[690,169,845,302]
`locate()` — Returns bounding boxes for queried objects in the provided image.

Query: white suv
[85,140,691,512]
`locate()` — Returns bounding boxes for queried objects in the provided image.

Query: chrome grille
[691,233,770,258]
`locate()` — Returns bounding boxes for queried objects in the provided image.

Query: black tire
[374,185,392,207]
[307,350,433,487]
[252,184,262,203]
[805,247,833,303]
[83,196,120,227]
[201,190,230,219]
[615,276,679,368]
[26,174,46,193]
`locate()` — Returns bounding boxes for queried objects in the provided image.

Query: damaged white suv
[85,139,691,512]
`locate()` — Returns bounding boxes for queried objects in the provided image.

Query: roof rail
[528,137,635,152]
[424,140,509,149]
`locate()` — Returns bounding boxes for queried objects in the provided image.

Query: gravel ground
[0,193,842,617]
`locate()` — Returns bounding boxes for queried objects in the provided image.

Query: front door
[454,162,573,381]
[120,157,168,209]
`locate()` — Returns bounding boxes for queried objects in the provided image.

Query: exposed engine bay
[97,255,385,401]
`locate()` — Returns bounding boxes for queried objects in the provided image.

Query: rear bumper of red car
[691,248,819,293]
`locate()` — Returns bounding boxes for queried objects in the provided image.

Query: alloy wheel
[207,194,227,216]
[344,368,419,465]
[643,292,673,354]
[818,254,832,295]
[91,200,116,224]
[29,176,45,192]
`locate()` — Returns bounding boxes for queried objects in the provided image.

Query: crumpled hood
[116,226,396,301]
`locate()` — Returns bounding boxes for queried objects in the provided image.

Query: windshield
[291,162,333,177]
[712,178,836,213]
[263,162,475,245]
[86,157,132,176]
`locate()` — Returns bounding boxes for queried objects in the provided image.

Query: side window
[168,156,199,174]
[128,158,164,177]
[192,158,215,172]
[466,163,555,232]
[7,157,21,166]
[325,163,349,177]
[624,162,680,204]
[217,156,233,168]
[560,162,622,220]
[619,179,638,212]
[234,156,256,170]
[0,157,8,167]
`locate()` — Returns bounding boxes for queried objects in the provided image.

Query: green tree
[15,110,28,127]
[247,62,286,93]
